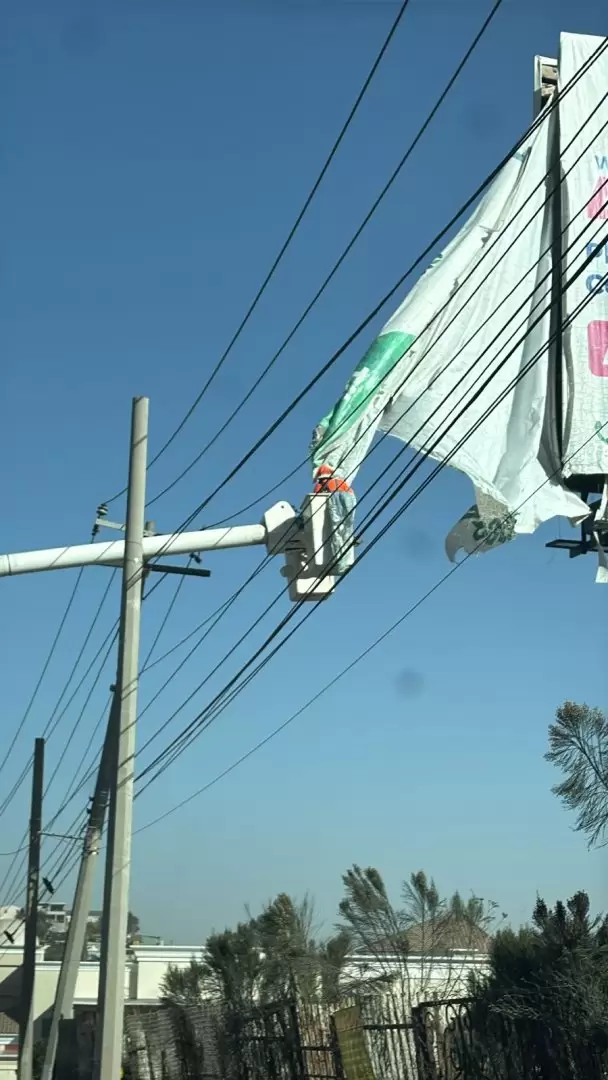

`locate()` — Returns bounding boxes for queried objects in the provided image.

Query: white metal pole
[94,397,148,1080]
[0,524,267,578]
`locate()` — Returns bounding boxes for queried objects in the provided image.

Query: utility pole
[93,397,148,1080]
[40,707,115,1080]
[0,397,333,1076]
[19,738,44,1080]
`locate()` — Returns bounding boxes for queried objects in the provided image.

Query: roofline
[348,950,488,963]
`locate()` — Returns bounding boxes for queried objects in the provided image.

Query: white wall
[343,951,488,1011]
[0,1057,17,1080]
[129,946,204,1002]
[0,944,206,1042]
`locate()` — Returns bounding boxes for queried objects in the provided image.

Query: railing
[123,998,416,1080]
[122,993,608,1080]
[411,996,608,1080]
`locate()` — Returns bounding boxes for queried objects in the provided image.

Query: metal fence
[122,997,416,1080]
[121,994,608,1080]
[411,996,608,1080]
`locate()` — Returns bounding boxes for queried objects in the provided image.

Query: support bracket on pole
[144,562,211,579]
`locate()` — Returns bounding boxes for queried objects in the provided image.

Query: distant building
[0,908,25,949]
[0,942,204,1079]
[38,902,69,935]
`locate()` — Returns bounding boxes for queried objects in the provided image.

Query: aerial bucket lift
[0,494,344,601]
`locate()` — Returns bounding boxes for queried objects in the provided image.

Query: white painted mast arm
[0,523,267,577]
[0,497,339,602]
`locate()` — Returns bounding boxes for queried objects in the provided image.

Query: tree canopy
[468,891,608,1074]
[546,701,608,847]
[160,868,496,1011]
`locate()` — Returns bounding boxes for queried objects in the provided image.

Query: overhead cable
[134,233,608,790]
[144,0,505,508]
[104,0,415,506]
[141,30,606,529]
[130,110,608,758]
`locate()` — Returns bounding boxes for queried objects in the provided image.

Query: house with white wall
[0,942,204,1080]
[341,919,490,1011]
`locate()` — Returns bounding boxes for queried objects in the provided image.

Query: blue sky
[1,0,606,945]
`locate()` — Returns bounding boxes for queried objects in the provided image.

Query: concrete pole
[94,397,148,1080]
[19,738,44,1080]
[40,701,116,1080]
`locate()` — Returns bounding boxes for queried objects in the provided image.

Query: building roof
[0,1013,19,1035]
[358,917,491,957]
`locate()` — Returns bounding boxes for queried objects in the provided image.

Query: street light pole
[2,395,336,1080]
[93,397,148,1080]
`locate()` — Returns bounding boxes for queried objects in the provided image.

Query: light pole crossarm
[0,498,339,601]
[0,522,271,577]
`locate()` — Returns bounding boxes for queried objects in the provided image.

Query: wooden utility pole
[19,738,44,1080]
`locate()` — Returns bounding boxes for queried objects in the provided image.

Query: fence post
[288,1001,306,1080]
[329,1014,345,1080]
[412,1005,435,1080]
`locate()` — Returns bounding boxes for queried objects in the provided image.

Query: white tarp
[559,32,608,477]
[312,95,589,569]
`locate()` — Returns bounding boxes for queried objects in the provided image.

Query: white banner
[560,32,608,476]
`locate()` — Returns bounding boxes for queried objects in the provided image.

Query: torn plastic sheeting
[312,79,590,574]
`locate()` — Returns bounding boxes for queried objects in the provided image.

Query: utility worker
[313,464,353,495]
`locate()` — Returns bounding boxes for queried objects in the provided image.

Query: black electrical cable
[129,115,608,761]
[145,0,505,509]
[140,585,256,674]
[104,0,415,506]
[26,42,600,820]
[134,33,608,569]
[140,560,191,670]
[97,40,606,619]
[0,568,86,785]
[135,239,608,789]
[4,79,604,941]
[0,562,186,844]
[0,805,88,941]
[134,416,608,834]
[0,617,119,824]
[174,61,608,532]
[42,561,200,824]
[4,46,604,920]
[0,816,88,961]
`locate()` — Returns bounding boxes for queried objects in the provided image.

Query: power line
[4,37,604,853]
[0,815,88,961]
[134,238,608,791]
[88,40,604,624]
[0,563,186,846]
[145,0,505,509]
[0,804,87,930]
[28,204,570,885]
[140,560,192,670]
[134,415,608,834]
[7,219,601,946]
[104,0,414,506]
[181,64,608,532]
[3,35,604,946]
[129,111,608,764]
[0,609,118,824]
[0,568,86,785]
[138,32,608,554]
[41,562,200,825]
